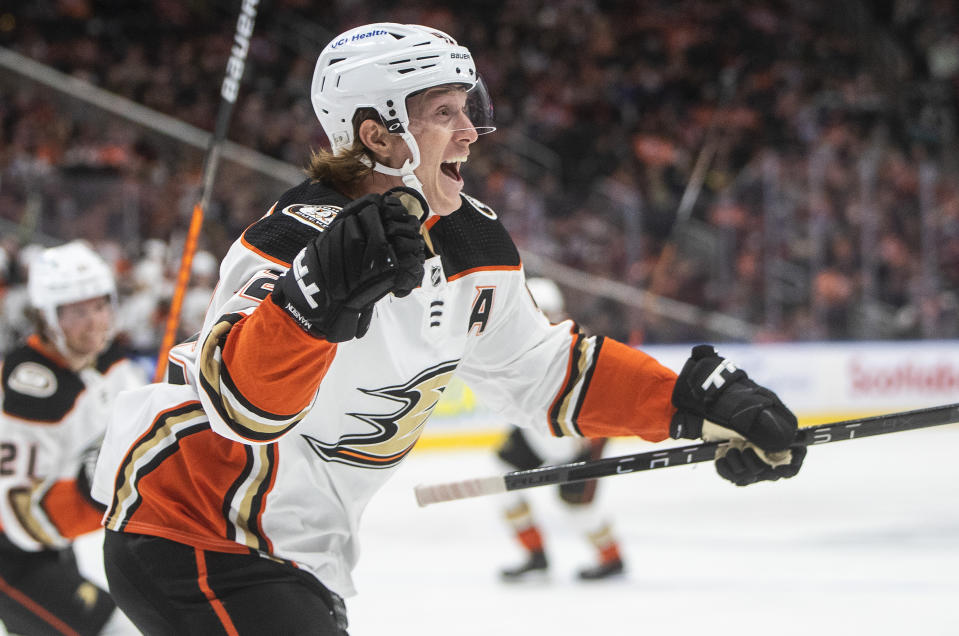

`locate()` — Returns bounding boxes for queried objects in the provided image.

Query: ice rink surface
[77,423,959,635]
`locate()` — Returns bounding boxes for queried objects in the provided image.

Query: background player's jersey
[0,337,146,551]
[93,180,678,597]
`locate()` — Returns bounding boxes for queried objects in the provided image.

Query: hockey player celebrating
[93,23,805,634]
[0,241,143,635]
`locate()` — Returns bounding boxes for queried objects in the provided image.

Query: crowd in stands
[1,0,958,355]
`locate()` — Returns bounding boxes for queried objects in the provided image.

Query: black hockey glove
[670,345,806,486]
[271,189,426,342]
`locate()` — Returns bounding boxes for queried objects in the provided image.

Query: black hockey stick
[414,402,959,506]
[154,0,260,382]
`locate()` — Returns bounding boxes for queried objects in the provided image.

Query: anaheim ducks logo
[8,362,57,398]
[302,360,458,469]
[281,203,341,232]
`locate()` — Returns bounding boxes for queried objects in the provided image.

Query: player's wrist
[270,287,320,336]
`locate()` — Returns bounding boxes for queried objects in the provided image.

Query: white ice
[76,424,959,635]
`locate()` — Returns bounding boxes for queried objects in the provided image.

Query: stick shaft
[414,402,959,506]
[153,203,204,382]
[153,0,259,382]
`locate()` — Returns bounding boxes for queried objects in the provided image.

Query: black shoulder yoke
[241,179,352,266]
[429,194,521,279]
[95,340,129,374]
[1,344,84,424]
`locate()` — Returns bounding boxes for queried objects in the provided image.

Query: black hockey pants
[103,530,348,635]
[0,533,116,635]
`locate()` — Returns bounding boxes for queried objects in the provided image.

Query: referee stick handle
[414,402,959,507]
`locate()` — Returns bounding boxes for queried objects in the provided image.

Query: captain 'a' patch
[468,286,496,335]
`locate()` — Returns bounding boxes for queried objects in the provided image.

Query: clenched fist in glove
[271,188,426,342]
[670,345,806,486]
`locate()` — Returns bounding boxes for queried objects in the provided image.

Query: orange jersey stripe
[221,298,336,417]
[108,400,279,556]
[120,522,254,556]
[123,428,254,541]
[446,263,522,282]
[195,548,240,636]
[26,334,71,369]
[41,480,103,539]
[238,234,291,268]
[236,203,283,266]
[0,572,81,636]
[575,339,677,441]
[336,447,411,463]
[424,215,441,231]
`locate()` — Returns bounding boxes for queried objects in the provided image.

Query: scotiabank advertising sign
[644,341,959,418]
[849,358,959,395]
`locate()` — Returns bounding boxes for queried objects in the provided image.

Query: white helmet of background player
[28,241,117,353]
[311,23,495,196]
[526,277,565,322]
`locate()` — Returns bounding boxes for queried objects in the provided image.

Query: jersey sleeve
[0,478,103,551]
[456,271,678,441]
[184,187,353,445]
[195,295,337,444]
[190,257,337,445]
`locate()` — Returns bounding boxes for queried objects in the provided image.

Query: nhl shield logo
[430,264,442,287]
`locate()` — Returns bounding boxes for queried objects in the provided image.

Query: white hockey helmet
[28,241,117,350]
[526,277,565,321]
[311,23,494,193]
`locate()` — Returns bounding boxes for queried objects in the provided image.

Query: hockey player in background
[0,241,143,635]
[93,23,806,635]
[496,277,624,581]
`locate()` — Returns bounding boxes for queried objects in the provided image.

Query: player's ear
[358,119,402,166]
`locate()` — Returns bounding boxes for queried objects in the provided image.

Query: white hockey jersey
[92,181,678,598]
[0,336,146,552]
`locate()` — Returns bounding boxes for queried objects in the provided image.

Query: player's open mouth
[440,159,465,182]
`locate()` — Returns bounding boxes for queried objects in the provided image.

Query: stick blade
[414,476,507,507]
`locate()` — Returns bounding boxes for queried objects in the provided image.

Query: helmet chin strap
[371,131,431,216]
